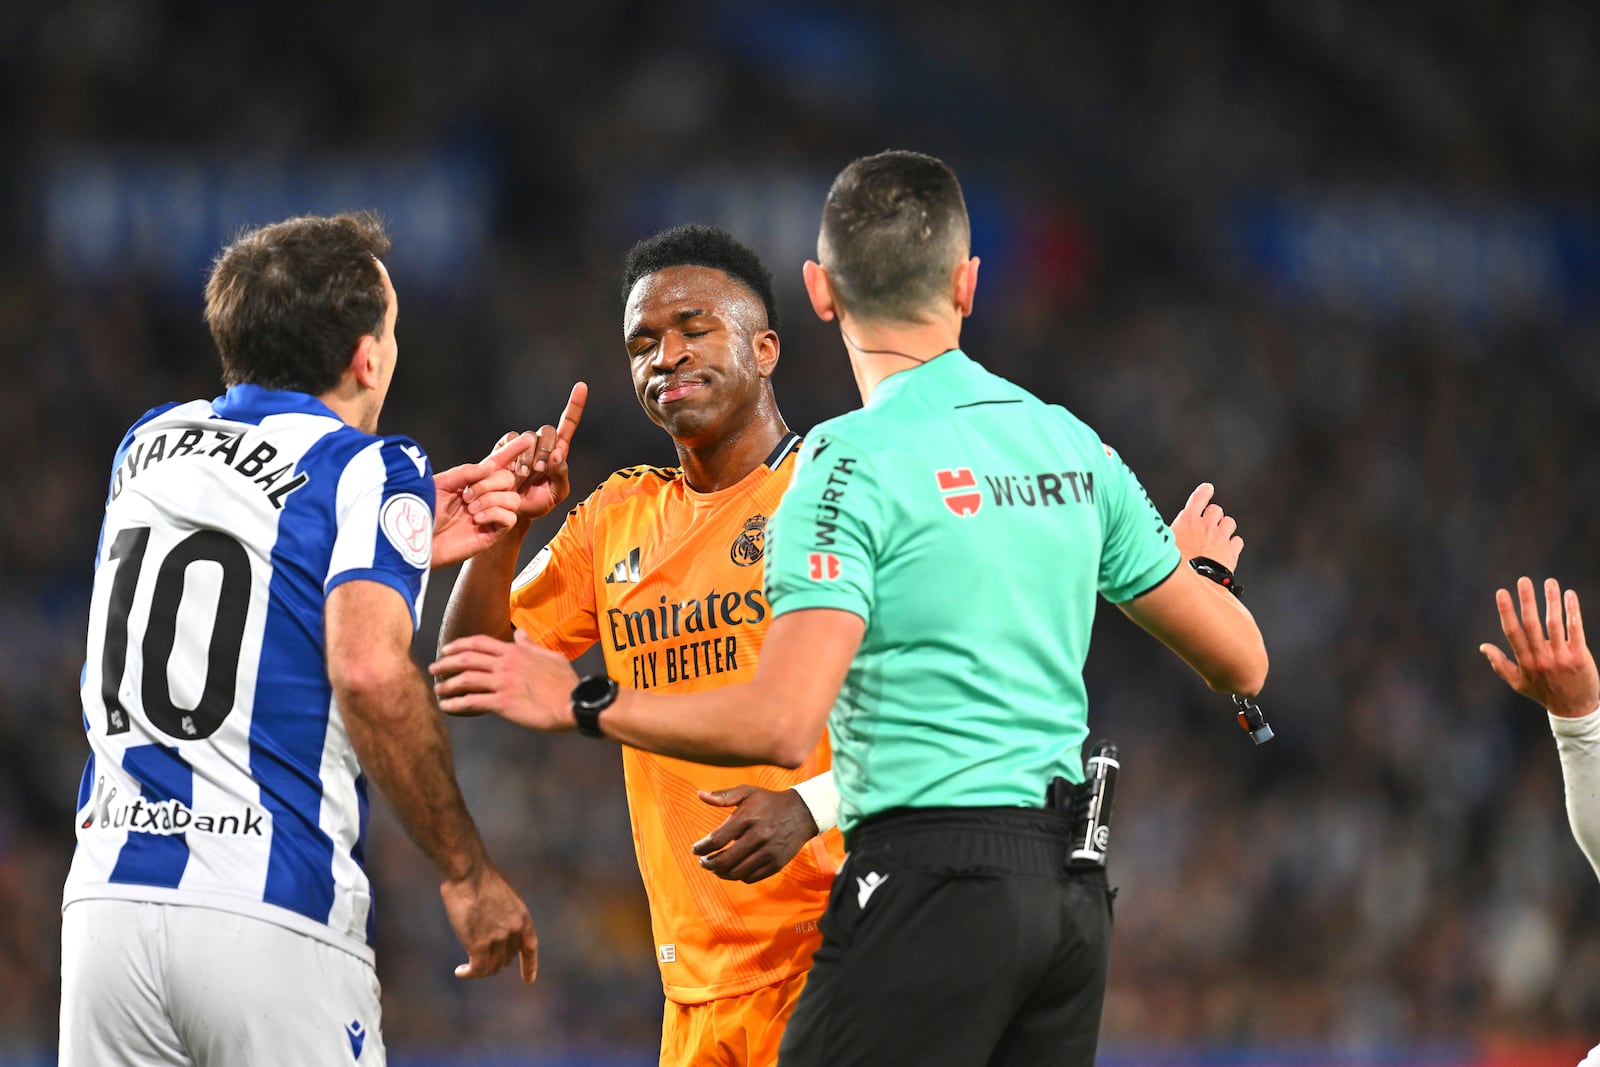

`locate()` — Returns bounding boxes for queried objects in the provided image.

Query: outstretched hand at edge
[1481,576,1600,719]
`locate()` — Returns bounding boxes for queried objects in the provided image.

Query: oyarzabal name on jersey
[81,778,266,836]
[111,428,309,509]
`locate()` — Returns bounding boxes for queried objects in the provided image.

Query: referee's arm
[1118,565,1268,697]
[586,607,864,769]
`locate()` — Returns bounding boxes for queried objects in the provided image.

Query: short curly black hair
[620,224,780,332]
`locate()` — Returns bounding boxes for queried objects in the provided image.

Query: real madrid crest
[730,513,767,566]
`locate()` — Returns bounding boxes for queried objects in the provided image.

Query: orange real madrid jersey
[508,432,844,1004]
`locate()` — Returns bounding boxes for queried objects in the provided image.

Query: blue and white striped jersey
[65,384,436,962]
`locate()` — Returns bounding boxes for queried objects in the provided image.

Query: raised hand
[1170,482,1243,570]
[509,382,588,521]
[691,785,820,884]
[431,433,542,567]
[1481,577,1600,719]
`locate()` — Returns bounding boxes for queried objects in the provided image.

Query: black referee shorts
[778,806,1114,1067]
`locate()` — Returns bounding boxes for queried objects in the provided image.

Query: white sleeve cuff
[1549,703,1600,740]
[791,771,839,835]
[1550,705,1600,883]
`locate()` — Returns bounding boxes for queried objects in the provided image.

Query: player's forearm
[340,667,490,882]
[439,522,527,648]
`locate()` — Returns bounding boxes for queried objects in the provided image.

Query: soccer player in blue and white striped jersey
[60,212,572,1066]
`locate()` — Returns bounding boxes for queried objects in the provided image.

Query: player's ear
[802,261,836,323]
[753,328,780,379]
[952,256,979,318]
[349,334,382,391]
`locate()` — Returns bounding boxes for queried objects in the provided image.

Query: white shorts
[60,899,387,1066]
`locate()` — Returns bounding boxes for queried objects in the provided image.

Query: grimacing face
[622,265,774,448]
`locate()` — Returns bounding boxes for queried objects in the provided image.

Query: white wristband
[791,771,840,835]
[1550,704,1600,739]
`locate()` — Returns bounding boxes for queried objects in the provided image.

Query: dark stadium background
[2,2,1597,1064]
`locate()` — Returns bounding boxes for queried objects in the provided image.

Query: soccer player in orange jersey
[438,225,844,1066]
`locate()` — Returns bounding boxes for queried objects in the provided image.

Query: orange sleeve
[508,491,601,659]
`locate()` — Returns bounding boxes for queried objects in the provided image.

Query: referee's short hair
[819,150,971,324]
[621,224,780,332]
[205,212,392,395]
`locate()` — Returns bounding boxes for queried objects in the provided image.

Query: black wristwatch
[1189,556,1243,598]
[571,674,620,738]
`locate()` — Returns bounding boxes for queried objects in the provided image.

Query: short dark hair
[620,224,780,332]
[204,212,392,394]
[818,150,970,323]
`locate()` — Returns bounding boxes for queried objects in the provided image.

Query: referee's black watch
[571,674,619,738]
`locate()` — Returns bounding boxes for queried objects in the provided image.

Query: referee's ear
[803,260,837,323]
[951,255,980,319]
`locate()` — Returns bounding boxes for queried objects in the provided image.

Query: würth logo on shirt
[936,468,982,517]
[808,553,841,581]
[604,547,641,584]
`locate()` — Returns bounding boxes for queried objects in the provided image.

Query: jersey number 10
[96,525,251,741]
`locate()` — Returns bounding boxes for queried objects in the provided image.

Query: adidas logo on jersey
[604,547,642,584]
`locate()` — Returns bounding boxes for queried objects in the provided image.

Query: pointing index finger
[554,382,588,458]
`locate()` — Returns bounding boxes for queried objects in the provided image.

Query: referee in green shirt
[433,151,1269,1066]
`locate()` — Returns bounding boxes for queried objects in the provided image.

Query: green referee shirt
[765,350,1180,835]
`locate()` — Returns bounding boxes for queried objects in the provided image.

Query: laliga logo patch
[380,493,432,568]
[513,544,553,591]
[730,514,767,567]
[936,468,981,517]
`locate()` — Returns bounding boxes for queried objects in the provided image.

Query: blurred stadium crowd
[1,0,1597,1060]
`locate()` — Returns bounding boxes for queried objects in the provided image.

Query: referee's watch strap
[791,771,840,834]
